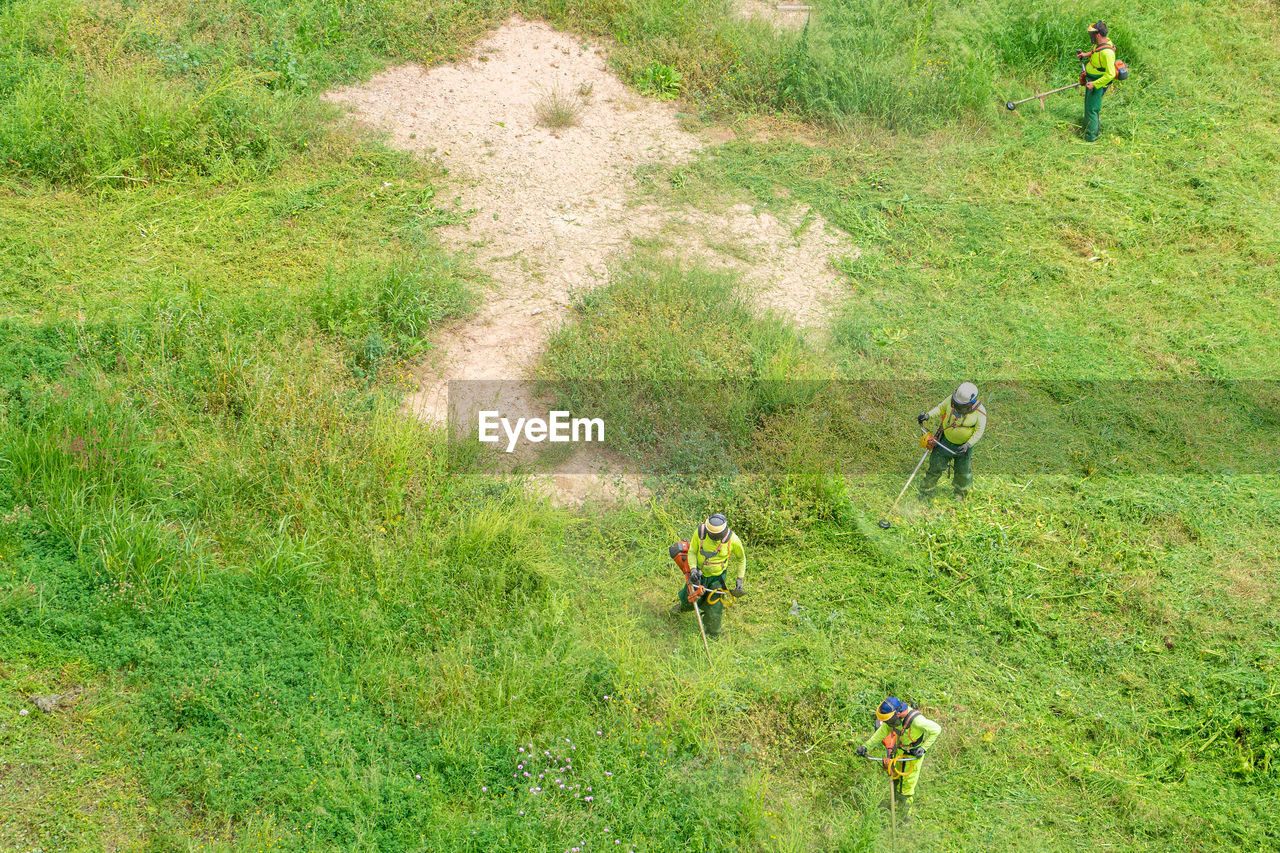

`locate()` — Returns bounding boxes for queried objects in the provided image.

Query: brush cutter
[877,426,954,529]
[1005,81,1081,111]
[1007,54,1128,111]
[860,724,921,847]
[669,541,727,667]
[861,752,921,846]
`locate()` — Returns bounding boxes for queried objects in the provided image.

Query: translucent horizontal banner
[446,379,1279,477]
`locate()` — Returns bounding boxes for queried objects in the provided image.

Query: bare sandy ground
[325,16,854,505]
[327,18,699,426]
[735,0,814,30]
[665,203,857,331]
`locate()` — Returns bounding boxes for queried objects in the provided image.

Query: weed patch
[534,83,585,128]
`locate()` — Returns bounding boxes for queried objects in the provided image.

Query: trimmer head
[1005,101,1016,111]
[877,519,892,529]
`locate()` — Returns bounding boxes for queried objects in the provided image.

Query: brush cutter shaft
[887,447,931,516]
[1009,81,1080,106]
[692,600,714,667]
[879,426,957,527]
[890,776,897,848]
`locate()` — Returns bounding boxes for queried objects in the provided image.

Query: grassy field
[2,0,1278,851]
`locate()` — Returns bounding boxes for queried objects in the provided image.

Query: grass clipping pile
[326,16,855,505]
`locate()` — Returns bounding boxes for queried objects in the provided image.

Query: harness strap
[697,524,733,563]
[902,709,927,747]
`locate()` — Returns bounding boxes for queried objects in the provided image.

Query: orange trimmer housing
[881,727,908,779]
[671,540,700,603]
[671,540,691,576]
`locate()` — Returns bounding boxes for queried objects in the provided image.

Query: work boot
[899,795,914,824]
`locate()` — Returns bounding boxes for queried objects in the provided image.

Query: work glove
[1079,70,1088,87]
[908,747,925,758]
[689,568,702,586]
[856,746,868,758]
[731,578,745,598]
[956,442,971,454]
[916,412,928,425]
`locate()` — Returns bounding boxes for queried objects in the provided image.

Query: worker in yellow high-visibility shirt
[1078,21,1118,142]
[671,513,745,638]
[857,697,942,821]
[917,382,987,501]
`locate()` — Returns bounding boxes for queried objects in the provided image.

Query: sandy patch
[735,0,814,31]
[665,202,857,330]
[326,16,855,505]
[528,467,650,509]
[326,17,700,426]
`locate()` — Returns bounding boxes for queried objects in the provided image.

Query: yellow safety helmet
[876,696,907,721]
[703,513,730,542]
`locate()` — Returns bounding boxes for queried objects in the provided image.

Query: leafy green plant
[255,35,310,90]
[636,60,683,100]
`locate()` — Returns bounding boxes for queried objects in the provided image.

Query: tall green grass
[541,254,823,472]
[0,63,315,184]
[0,0,1170,190]
[0,310,772,850]
[537,0,1150,127]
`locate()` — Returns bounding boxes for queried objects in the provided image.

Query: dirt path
[326,18,701,424]
[326,16,856,504]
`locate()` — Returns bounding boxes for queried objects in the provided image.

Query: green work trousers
[1084,82,1107,142]
[675,572,727,637]
[897,756,925,798]
[920,438,972,499]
